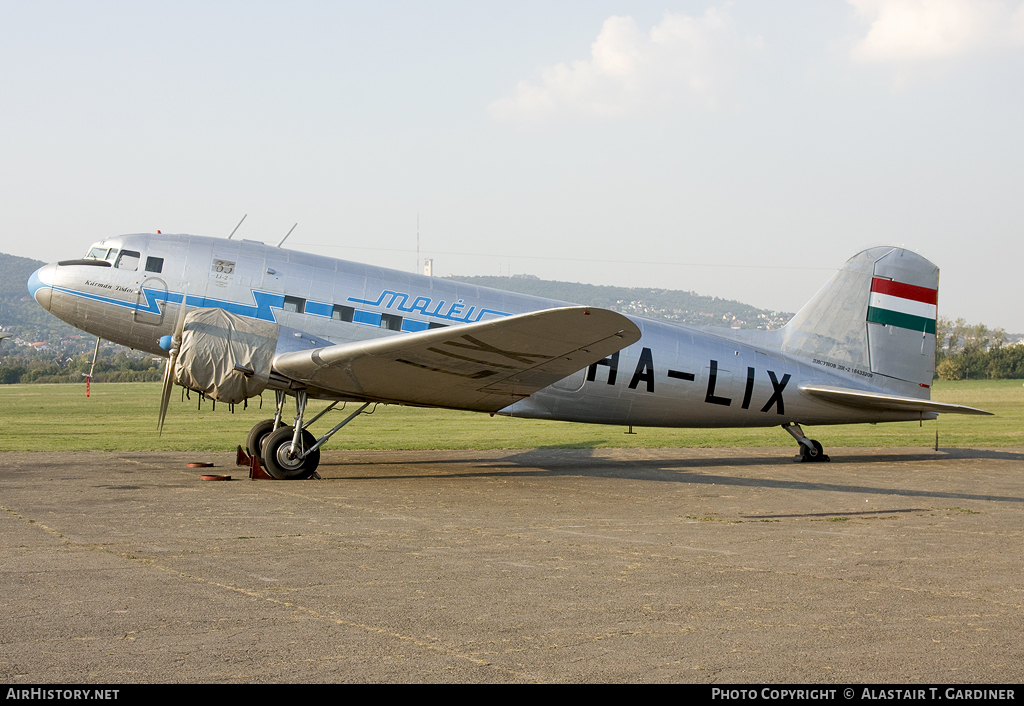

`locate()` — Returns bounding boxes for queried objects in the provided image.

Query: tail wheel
[801,439,828,463]
[261,426,321,480]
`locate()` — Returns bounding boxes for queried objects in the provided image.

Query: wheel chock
[248,455,275,480]
[236,445,276,480]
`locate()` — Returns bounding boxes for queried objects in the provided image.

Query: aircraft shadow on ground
[321,446,1024,504]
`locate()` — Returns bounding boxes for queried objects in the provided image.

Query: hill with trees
[0,252,162,384]
[446,275,792,330]
[0,252,83,348]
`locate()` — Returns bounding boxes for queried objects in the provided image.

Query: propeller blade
[157,287,190,435]
[157,355,174,434]
[171,287,189,341]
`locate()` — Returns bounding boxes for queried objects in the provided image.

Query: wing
[272,306,642,412]
[800,384,992,416]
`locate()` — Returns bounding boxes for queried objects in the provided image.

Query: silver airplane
[28,233,989,479]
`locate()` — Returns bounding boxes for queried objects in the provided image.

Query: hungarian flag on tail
[866,277,937,334]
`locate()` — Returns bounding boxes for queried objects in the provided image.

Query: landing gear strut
[782,423,830,463]
[242,389,371,480]
[259,388,319,480]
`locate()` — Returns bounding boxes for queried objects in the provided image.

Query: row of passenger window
[281,295,447,333]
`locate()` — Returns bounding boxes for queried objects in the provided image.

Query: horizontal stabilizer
[272,307,642,412]
[799,384,992,416]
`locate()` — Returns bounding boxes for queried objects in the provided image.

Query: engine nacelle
[174,308,279,404]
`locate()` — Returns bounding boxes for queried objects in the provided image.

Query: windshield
[86,245,118,262]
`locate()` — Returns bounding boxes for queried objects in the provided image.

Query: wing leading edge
[800,384,992,416]
[272,306,642,412]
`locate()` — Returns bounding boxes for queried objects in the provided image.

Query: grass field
[0,379,1020,452]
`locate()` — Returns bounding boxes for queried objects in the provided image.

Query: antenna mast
[277,223,297,248]
[227,214,247,239]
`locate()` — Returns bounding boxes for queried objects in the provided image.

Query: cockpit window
[86,244,117,261]
[115,250,140,271]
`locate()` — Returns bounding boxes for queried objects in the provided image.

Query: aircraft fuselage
[29,233,932,429]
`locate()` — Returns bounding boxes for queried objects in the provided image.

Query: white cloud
[849,0,1024,62]
[488,8,758,124]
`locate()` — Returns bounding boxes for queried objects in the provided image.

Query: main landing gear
[244,389,371,480]
[782,422,830,463]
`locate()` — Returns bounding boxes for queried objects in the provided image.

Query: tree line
[934,317,1024,380]
[0,350,162,385]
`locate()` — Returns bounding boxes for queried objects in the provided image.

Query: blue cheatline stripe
[401,320,429,333]
[352,310,382,326]
[304,301,334,317]
[57,283,448,332]
[867,306,936,334]
[136,288,286,320]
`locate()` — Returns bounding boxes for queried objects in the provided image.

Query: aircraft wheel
[801,439,827,463]
[261,426,320,480]
[246,419,277,462]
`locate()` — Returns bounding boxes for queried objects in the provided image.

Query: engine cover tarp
[175,308,278,403]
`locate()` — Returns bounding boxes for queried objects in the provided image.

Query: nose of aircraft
[28,263,57,311]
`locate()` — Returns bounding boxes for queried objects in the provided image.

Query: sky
[3,1,1023,330]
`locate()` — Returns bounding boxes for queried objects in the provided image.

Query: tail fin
[781,247,938,394]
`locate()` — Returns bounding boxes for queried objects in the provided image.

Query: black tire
[801,439,825,462]
[246,419,277,462]
[261,426,320,480]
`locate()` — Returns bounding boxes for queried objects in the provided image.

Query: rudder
[781,247,937,393]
